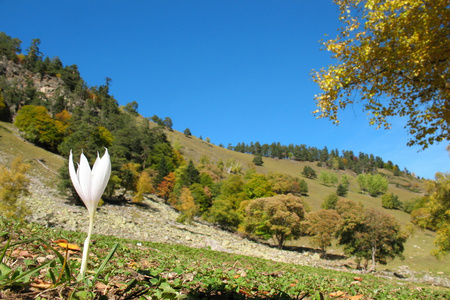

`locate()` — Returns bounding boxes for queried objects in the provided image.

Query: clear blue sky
[1,0,448,179]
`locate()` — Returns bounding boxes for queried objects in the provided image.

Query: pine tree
[252,153,263,166]
[181,160,200,187]
[336,183,348,197]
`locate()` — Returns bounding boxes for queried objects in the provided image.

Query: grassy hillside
[1,120,449,276]
[0,121,64,186]
[164,126,449,274]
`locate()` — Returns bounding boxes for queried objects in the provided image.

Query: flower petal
[78,152,94,211]
[69,150,87,202]
[92,152,101,174]
[90,149,111,204]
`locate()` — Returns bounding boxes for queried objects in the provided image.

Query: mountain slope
[1,119,450,276]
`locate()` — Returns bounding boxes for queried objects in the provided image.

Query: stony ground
[26,178,336,269]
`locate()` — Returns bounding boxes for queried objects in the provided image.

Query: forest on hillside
[1,32,449,266]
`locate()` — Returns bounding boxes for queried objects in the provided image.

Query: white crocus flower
[69,148,111,279]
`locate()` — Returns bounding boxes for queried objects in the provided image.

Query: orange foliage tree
[157,172,176,202]
[305,209,341,254]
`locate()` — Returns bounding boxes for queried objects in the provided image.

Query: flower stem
[79,212,95,280]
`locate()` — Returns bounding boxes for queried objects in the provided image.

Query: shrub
[381,193,402,210]
[403,197,423,214]
[244,194,305,248]
[336,183,348,197]
[322,193,339,210]
[0,156,30,219]
[302,166,317,179]
[305,209,341,253]
[205,199,242,230]
[357,173,388,197]
[318,171,338,186]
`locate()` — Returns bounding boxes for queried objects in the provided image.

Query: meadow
[1,217,450,299]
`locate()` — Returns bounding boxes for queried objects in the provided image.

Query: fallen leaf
[95,281,108,293]
[53,239,68,244]
[329,291,345,298]
[30,279,53,289]
[116,282,128,289]
[238,289,251,296]
[11,249,35,258]
[57,242,81,251]
[353,277,363,282]
[350,295,364,300]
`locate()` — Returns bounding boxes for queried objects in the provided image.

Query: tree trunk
[369,244,377,272]
[276,234,285,249]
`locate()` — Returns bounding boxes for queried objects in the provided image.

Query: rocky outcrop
[0,57,68,113]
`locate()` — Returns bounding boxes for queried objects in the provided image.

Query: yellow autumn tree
[312,0,449,149]
[177,187,198,223]
[414,173,450,258]
[133,171,154,202]
[14,105,64,152]
[0,156,30,219]
[121,162,140,193]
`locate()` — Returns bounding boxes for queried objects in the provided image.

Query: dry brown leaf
[329,291,346,298]
[30,279,53,289]
[52,239,68,244]
[116,282,128,289]
[349,295,364,300]
[95,281,108,293]
[11,249,35,258]
[353,277,363,282]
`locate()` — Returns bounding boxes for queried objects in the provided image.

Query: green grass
[1,217,449,299]
[0,121,65,186]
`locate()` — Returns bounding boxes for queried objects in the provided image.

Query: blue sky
[1,0,448,179]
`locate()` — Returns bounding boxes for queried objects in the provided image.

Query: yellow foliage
[312,0,450,149]
[418,172,450,257]
[179,187,196,212]
[16,53,25,63]
[0,156,30,219]
[14,105,64,151]
[133,171,154,202]
[55,109,71,123]
[122,163,140,178]
[177,187,198,223]
[121,162,141,192]
[96,125,114,147]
